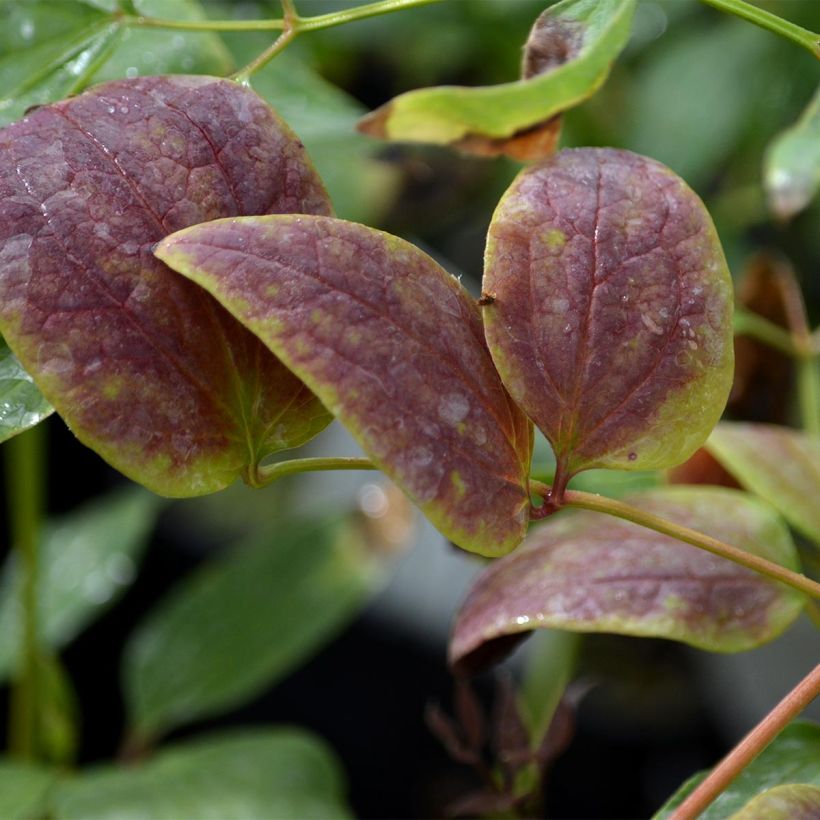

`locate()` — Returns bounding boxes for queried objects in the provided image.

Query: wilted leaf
[483,148,733,482]
[0,76,333,495]
[451,487,804,673]
[358,0,634,160]
[706,422,820,545]
[0,487,161,680]
[0,0,231,128]
[655,721,820,819]
[0,761,55,819]
[764,84,820,220]
[123,515,386,739]
[0,333,53,442]
[53,729,351,819]
[156,215,533,556]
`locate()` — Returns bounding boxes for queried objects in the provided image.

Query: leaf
[0,487,161,680]
[358,0,635,159]
[764,84,820,220]
[731,784,820,820]
[706,422,820,545]
[483,148,734,479]
[654,721,820,819]
[156,214,533,556]
[450,487,804,673]
[0,1,233,127]
[0,333,53,443]
[0,76,333,495]
[123,515,386,739]
[53,729,351,819]
[0,761,55,820]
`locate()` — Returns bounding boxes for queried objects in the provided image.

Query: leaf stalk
[248,456,377,487]
[669,664,820,819]
[562,489,820,600]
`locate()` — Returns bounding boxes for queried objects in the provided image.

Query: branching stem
[669,664,820,819]
[700,0,820,58]
[562,489,820,600]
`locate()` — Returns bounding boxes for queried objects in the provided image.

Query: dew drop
[125,66,139,79]
[20,19,34,40]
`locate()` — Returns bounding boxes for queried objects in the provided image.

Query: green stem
[249,456,376,487]
[700,0,820,58]
[296,0,443,32]
[561,488,820,600]
[733,308,799,356]
[5,426,46,760]
[797,356,820,435]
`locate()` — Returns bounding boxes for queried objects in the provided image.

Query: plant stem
[250,456,376,487]
[700,0,820,58]
[797,358,820,435]
[669,664,820,820]
[732,309,798,356]
[562,489,820,600]
[4,426,46,760]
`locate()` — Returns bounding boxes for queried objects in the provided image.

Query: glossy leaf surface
[358,0,634,159]
[484,148,733,476]
[124,515,386,739]
[655,721,820,819]
[451,487,804,672]
[0,487,161,680]
[764,84,820,220]
[0,333,53,443]
[157,215,533,556]
[0,0,232,128]
[0,76,332,495]
[707,422,820,545]
[54,730,351,820]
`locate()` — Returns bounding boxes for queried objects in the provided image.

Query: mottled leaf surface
[54,730,351,820]
[124,515,385,739]
[764,84,820,220]
[484,148,733,477]
[0,76,332,495]
[0,333,53,443]
[451,487,803,672]
[0,487,161,680]
[655,721,820,819]
[731,784,820,820]
[157,215,533,556]
[358,0,634,159]
[707,422,820,545]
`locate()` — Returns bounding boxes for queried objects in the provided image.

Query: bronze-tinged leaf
[450,487,804,674]
[156,215,533,557]
[0,76,332,496]
[483,148,734,483]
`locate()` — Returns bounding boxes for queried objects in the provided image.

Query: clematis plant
[0,0,818,817]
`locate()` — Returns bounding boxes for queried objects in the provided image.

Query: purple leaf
[156,215,533,556]
[0,76,332,495]
[451,487,805,673]
[483,148,734,482]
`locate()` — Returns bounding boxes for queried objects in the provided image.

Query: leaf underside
[450,486,804,674]
[483,148,734,477]
[0,75,333,495]
[0,333,53,443]
[358,0,635,159]
[156,214,533,556]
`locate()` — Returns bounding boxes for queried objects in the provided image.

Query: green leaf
[0,488,162,680]
[655,721,820,819]
[0,76,333,495]
[706,422,820,545]
[483,148,734,478]
[0,333,53,443]
[451,487,804,673]
[730,784,820,819]
[123,515,385,739]
[53,729,351,819]
[0,761,55,820]
[0,0,233,127]
[156,214,533,557]
[358,0,634,158]
[764,84,820,220]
